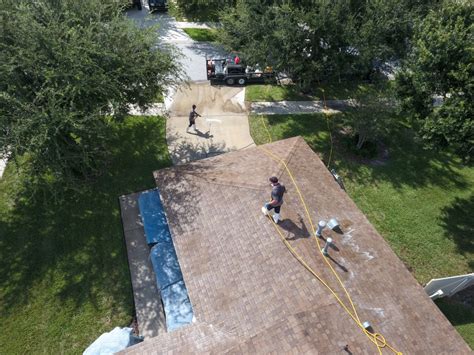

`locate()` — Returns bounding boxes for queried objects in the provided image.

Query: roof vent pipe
[327,218,340,230]
[321,237,333,256]
[316,220,326,237]
[363,321,373,333]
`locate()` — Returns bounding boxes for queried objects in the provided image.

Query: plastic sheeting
[138,188,194,332]
[83,327,133,355]
[138,189,172,246]
[161,281,194,331]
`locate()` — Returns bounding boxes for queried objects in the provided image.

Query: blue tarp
[138,189,172,246]
[137,188,193,332]
[161,281,194,331]
[150,243,183,290]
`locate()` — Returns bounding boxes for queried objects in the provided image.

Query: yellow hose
[259,115,402,354]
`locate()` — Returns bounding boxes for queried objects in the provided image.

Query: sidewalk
[127,92,355,165]
[250,99,356,115]
[127,99,355,118]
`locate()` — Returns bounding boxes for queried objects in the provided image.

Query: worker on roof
[262,176,286,223]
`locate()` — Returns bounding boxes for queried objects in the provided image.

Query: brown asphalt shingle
[123,136,471,354]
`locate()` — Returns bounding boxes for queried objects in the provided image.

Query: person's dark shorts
[265,203,281,213]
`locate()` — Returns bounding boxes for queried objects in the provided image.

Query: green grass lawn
[250,113,474,348]
[246,85,313,102]
[0,116,171,354]
[245,81,382,102]
[182,28,218,42]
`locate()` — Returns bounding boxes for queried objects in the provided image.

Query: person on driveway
[187,104,201,133]
[262,176,286,223]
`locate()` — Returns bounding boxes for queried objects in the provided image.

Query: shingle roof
[123,136,470,354]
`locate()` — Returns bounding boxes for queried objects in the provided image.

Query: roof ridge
[259,136,302,182]
[180,173,265,191]
[281,136,304,178]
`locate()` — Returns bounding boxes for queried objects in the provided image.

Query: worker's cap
[269,176,278,183]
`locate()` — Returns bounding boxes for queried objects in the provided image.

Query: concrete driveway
[166,83,254,165]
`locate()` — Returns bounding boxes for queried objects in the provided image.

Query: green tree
[174,0,235,21]
[341,83,395,150]
[352,0,441,69]
[219,0,357,89]
[0,0,182,186]
[395,1,473,161]
[218,0,436,89]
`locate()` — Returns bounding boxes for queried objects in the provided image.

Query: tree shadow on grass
[354,127,469,190]
[0,116,173,317]
[436,298,474,326]
[439,194,474,255]
[267,113,469,190]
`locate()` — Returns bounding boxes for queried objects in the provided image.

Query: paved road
[126,7,226,81]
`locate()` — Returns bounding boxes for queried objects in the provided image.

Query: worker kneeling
[262,176,286,223]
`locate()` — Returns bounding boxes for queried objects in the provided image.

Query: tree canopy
[0,0,181,186]
[395,1,473,161]
[174,0,235,21]
[218,0,437,90]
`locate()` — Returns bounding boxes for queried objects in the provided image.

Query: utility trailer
[206,58,275,86]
